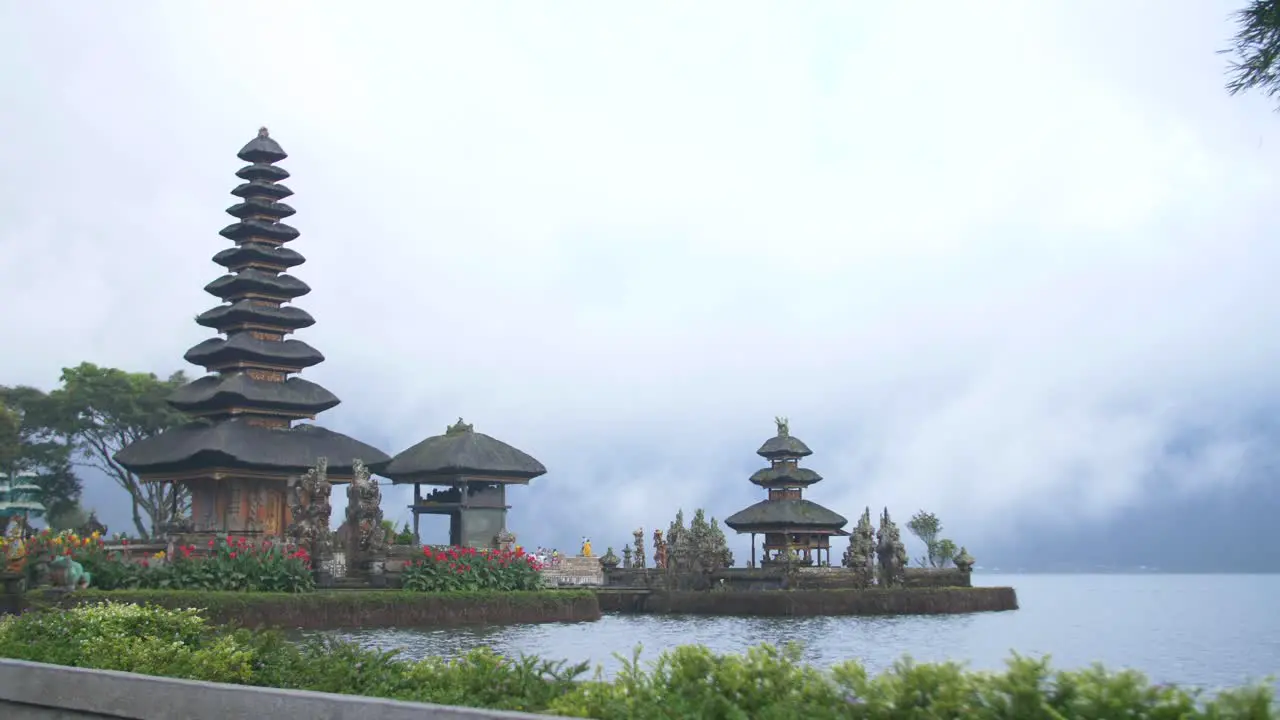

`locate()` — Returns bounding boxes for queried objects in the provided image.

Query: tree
[0,403,19,477]
[0,386,83,533]
[933,538,958,568]
[44,363,190,540]
[47,503,89,532]
[1223,1,1280,106]
[906,510,941,567]
[905,510,965,568]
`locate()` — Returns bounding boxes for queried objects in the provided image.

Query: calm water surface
[319,574,1280,690]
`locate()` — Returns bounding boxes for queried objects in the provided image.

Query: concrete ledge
[0,658,570,719]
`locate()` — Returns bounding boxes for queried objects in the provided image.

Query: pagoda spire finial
[774,416,790,437]
[258,126,270,138]
[447,418,474,435]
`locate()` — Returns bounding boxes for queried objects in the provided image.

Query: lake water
[320,574,1280,691]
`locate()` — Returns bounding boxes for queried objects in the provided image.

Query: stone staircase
[539,556,604,586]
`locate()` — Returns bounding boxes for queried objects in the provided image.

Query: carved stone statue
[344,459,388,577]
[600,546,620,570]
[666,510,687,572]
[775,416,790,436]
[287,457,334,563]
[622,545,633,569]
[843,507,877,587]
[875,507,907,587]
[48,555,91,591]
[632,528,646,569]
[954,546,975,573]
[653,529,667,569]
[3,518,27,573]
[246,485,264,535]
[496,529,516,553]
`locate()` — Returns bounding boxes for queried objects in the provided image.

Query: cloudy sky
[1,1,1277,561]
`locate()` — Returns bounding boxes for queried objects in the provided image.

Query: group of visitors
[533,546,562,567]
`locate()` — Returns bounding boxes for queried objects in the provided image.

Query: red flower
[229,551,238,559]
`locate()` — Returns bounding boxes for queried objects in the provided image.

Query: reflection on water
[307,574,1280,690]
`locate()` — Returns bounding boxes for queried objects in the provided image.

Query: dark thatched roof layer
[238,130,287,164]
[204,270,311,302]
[748,466,823,487]
[196,300,315,333]
[168,373,339,416]
[757,433,813,459]
[184,334,324,370]
[212,243,305,270]
[114,417,390,478]
[231,180,293,201]
[226,198,295,221]
[219,219,299,244]
[382,419,547,483]
[236,163,290,182]
[724,499,848,532]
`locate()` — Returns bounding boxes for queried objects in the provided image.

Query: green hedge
[21,589,600,629]
[0,601,1273,718]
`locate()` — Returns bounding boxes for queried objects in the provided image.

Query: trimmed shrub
[31,588,599,629]
[0,602,1273,718]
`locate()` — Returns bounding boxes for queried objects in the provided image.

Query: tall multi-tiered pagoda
[724,418,848,566]
[115,128,390,539]
[381,418,546,550]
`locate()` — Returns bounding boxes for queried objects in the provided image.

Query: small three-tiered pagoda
[115,128,390,539]
[724,418,848,566]
[381,419,546,550]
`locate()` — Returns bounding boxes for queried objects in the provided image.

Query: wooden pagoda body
[382,419,546,550]
[724,419,849,567]
[115,129,390,541]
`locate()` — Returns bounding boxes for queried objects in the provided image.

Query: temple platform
[539,556,604,586]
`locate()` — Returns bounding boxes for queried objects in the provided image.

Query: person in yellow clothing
[581,536,593,557]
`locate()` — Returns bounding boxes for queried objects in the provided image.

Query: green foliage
[1224,0,1280,106]
[401,545,543,592]
[47,503,89,532]
[0,385,83,526]
[0,602,1274,718]
[906,511,965,569]
[43,363,190,539]
[73,536,314,592]
[0,403,18,474]
[934,538,958,568]
[383,519,415,545]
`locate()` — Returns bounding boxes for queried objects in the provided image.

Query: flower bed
[401,545,543,592]
[3,531,314,593]
[0,602,1272,718]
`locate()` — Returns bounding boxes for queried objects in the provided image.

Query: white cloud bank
[0,1,1277,559]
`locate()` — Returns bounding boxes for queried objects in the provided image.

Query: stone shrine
[381,419,545,550]
[724,418,849,566]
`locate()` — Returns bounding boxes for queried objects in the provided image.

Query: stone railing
[0,658,569,719]
[539,556,604,586]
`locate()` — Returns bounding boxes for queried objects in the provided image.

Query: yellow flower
[153,550,166,560]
